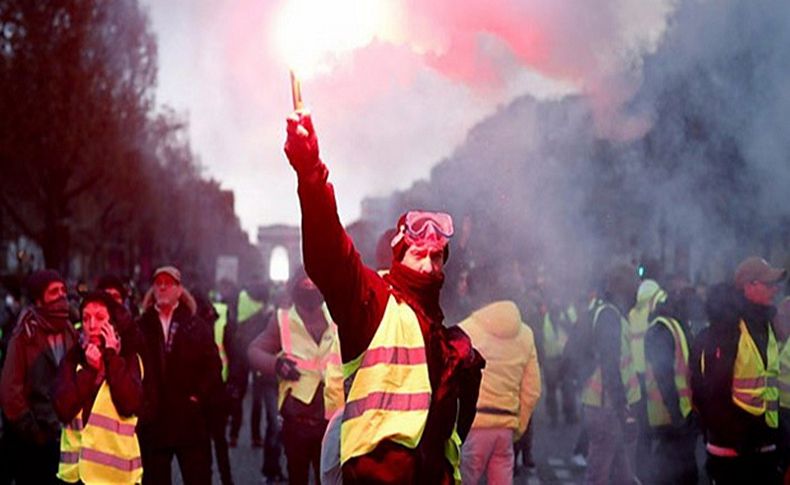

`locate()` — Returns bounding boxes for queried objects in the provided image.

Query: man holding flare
[283,106,484,483]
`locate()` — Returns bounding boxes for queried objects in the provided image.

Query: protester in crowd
[628,278,666,482]
[644,286,697,484]
[459,299,541,484]
[52,291,143,484]
[580,263,641,485]
[540,290,576,427]
[194,291,234,485]
[691,257,785,484]
[283,110,484,482]
[248,269,343,485]
[772,296,790,481]
[136,266,224,485]
[0,269,78,484]
[227,280,285,481]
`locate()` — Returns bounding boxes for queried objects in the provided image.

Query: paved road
[187,394,588,484]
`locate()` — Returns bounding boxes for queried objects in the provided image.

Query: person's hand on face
[101,323,120,353]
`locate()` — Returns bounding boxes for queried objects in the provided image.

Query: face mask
[293,287,324,311]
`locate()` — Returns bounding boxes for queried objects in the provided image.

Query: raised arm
[283,112,389,361]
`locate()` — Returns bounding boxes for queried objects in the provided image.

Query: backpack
[562,299,602,384]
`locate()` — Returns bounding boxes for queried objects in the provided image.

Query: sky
[142,0,676,239]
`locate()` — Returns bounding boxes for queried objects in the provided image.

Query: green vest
[237,290,263,324]
[212,302,229,382]
[732,320,779,428]
[779,338,790,409]
[644,317,692,426]
[543,313,569,359]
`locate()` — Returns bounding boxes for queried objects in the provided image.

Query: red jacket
[295,161,483,483]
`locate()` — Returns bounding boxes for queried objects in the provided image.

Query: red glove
[284,111,320,173]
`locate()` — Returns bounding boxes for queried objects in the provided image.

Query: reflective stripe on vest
[779,339,790,409]
[58,356,143,484]
[543,313,568,359]
[581,303,642,407]
[645,317,692,427]
[237,290,263,324]
[277,305,344,419]
[213,302,229,382]
[732,320,779,428]
[341,294,432,465]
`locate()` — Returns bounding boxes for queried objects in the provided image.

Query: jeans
[583,405,635,485]
[462,428,515,485]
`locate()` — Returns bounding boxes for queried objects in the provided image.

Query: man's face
[743,280,779,306]
[41,281,66,305]
[82,301,110,345]
[153,274,182,307]
[401,243,444,276]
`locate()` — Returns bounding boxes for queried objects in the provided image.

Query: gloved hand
[284,111,320,173]
[275,356,301,381]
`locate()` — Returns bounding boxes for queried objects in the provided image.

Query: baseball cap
[734,256,786,289]
[152,266,182,284]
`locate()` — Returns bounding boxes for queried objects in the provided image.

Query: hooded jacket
[459,301,540,437]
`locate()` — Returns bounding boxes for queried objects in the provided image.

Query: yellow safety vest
[543,312,569,359]
[237,290,263,324]
[581,303,642,407]
[340,295,432,461]
[277,305,344,420]
[212,302,229,382]
[732,320,779,428]
[58,357,143,484]
[644,317,692,427]
[779,338,790,409]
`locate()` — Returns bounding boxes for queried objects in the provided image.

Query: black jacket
[691,291,779,451]
[137,299,223,448]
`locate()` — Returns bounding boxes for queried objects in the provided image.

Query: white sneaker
[571,453,587,468]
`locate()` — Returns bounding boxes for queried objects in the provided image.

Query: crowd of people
[0,108,787,485]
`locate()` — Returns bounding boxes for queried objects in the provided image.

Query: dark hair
[79,291,117,319]
[97,274,127,300]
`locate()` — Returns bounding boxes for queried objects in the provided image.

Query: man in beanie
[136,265,224,485]
[0,269,78,484]
[695,256,786,484]
[284,111,484,483]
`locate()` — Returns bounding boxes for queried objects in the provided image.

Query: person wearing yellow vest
[52,291,144,484]
[644,288,697,484]
[580,263,642,485]
[770,295,790,482]
[248,269,343,485]
[283,110,485,484]
[459,300,541,484]
[691,257,786,485]
[627,278,666,482]
[541,296,577,427]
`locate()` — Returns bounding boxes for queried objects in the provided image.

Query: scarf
[15,297,74,339]
[385,262,445,325]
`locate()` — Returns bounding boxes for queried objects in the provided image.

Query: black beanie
[26,269,65,303]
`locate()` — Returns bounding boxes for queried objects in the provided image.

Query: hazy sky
[143,0,675,239]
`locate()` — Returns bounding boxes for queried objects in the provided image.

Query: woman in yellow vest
[53,291,144,485]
